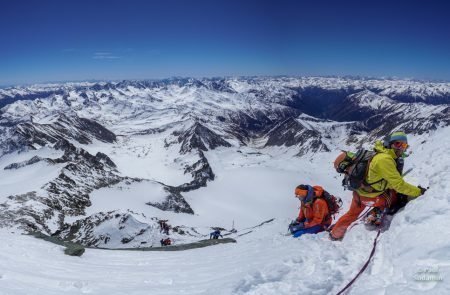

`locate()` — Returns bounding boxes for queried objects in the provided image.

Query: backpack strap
[304,185,315,204]
[361,154,387,193]
[365,153,403,191]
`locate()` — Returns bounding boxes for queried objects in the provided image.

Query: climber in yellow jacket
[330,131,427,240]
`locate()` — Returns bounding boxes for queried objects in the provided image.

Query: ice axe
[402,168,413,176]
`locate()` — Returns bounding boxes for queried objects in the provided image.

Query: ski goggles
[392,141,408,150]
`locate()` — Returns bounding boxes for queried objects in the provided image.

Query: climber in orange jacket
[289,185,332,238]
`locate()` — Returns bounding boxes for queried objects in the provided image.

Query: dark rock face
[41,140,122,217]
[147,186,194,214]
[163,123,221,203]
[0,191,55,232]
[53,139,117,170]
[265,117,318,147]
[229,110,274,136]
[264,117,330,155]
[163,122,227,199]
[15,113,116,148]
[0,140,122,232]
[175,122,231,154]
[205,79,236,93]
[76,117,116,143]
[177,151,215,192]
[225,108,300,145]
[0,127,26,156]
[177,151,215,193]
[4,156,52,170]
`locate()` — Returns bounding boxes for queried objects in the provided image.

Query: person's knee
[336,214,358,225]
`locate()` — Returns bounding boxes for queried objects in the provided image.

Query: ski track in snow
[0,130,449,294]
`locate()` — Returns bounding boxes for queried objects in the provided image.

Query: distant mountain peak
[174,122,232,154]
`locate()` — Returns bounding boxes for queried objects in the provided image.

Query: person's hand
[289,222,305,233]
[418,185,428,195]
[293,222,304,229]
[289,221,304,232]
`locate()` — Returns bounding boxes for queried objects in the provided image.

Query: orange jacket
[298,198,331,228]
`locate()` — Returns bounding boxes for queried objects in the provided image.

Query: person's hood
[373,140,398,159]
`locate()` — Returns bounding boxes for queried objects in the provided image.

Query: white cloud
[93,52,120,60]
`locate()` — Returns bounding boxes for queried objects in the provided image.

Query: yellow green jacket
[357,141,421,198]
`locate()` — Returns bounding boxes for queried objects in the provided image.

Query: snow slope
[0,128,449,294]
[0,148,64,200]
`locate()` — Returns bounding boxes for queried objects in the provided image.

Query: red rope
[336,229,381,295]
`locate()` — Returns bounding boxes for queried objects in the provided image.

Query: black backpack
[335,147,405,193]
[335,149,381,192]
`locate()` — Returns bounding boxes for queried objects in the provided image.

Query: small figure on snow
[210,229,223,239]
[160,238,172,246]
[158,220,170,235]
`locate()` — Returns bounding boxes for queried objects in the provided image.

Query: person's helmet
[384,131,408,150]
[388,131,408,143]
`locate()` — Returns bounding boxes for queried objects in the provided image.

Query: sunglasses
[392,141,408,150]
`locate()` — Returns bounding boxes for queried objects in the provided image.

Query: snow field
[0,148,65,201]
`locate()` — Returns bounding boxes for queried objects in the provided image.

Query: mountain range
[0,76,449,247]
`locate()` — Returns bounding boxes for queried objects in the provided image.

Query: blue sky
[1,0,449,85]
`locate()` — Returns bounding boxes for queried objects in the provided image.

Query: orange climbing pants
[330,190,397,239]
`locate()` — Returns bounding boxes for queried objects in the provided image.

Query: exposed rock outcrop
[177,151,215,193]
[0,140,122,232]
[264,117,330,155]
[174,122,231,154]
[15,113,116,147]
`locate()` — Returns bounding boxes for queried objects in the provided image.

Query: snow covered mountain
[0,76,449,294]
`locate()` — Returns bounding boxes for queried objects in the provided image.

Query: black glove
[418,186,428,195]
